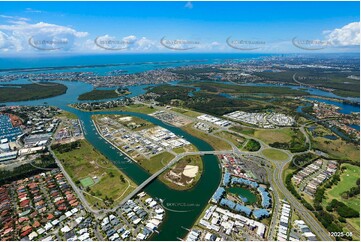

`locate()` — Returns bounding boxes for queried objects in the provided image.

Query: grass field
[230,126,255,136]
[182,124,232,151]
[173,144,198,154]
[171,107,202,118]
[253,128,295,144]
[56,110,78,119]
[52,140,135,209]
[312,136,360,162]
[325,163,360,212]
[216,131,246,148]
[262,149,289,161]
[137,152,175,174]
[80,177,94,187]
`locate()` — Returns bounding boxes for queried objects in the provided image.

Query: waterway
[0,79,222,240]
[226,187,257,204]
[0,54,359,240]
[306,97,360,114]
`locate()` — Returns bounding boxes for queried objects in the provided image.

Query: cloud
[91,34,157,51]
[324,22,360,46]
[25,8,43,13]
[184,1,193,9]
[0,20,88,52]
[0,14,30,22]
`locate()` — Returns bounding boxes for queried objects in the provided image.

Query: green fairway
[80,177,94,188]
[326,163,360,212]
[262,148,289,161]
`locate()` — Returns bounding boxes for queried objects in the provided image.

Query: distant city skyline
[0,1,359,55]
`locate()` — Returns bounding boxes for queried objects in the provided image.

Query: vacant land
[137,152,175,174]
[173,144,198,154]
[161,155,203,190]
[172,107,202,118]
[56,110,78,119]
[254,128,294,144]
[52,140,135,209]
[0,82,67,102]
[230,126,255,136]
[182,124,232,151]
[99,114,155,131]
[262,149,289,161]
[107,103,156,114]
[216,131,246,148]
[311,136,360,162]
[253,128,307,152]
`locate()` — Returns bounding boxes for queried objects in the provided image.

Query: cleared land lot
[182,124,232,151]
[216,131,246,148]
[262,148,289,161]
[312,136,360,162]
[171,107,202,118]
[137,151,175,174]
[52,140,135,209]
[254,128,295,144]
[106,103,156,114]
[160,155,203,190]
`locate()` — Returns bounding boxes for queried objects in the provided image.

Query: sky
[0,1,359,55]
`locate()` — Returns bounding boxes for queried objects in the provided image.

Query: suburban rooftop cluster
[224,111,295,128]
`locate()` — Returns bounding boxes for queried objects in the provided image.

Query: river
[0,80,222,241]
[0,55,359,239]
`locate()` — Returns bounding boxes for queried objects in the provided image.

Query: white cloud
[324,22,360,46]
[25,8,43,13]
[184,2,193,9]
[90,34,157,52]
[0,20,88,52]
[0,14,30,22]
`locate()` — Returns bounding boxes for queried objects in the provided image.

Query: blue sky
[0,1,359,54]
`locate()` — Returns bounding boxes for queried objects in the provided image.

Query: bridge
[116,150,233,207]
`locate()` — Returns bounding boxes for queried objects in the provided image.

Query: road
[48,147,104,217]
[117,150,234,206]
[54,105,333,240]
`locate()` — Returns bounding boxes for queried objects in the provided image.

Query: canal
[1,80,222,240]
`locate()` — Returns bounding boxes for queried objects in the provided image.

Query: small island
[77,87,131,100]
[0,82,67,102]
